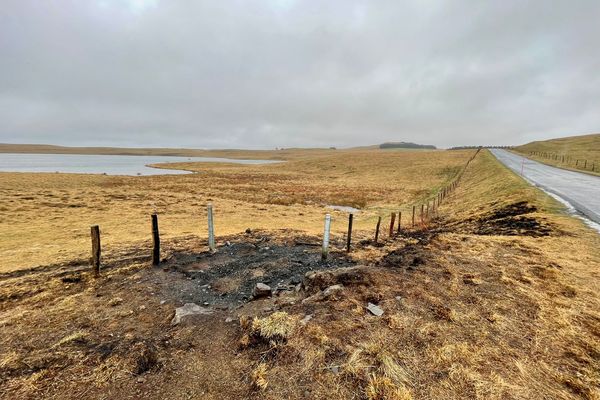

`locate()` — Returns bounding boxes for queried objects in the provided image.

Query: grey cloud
[1,0,599,148]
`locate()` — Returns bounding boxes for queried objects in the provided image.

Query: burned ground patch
[458,201,555,237]
[161,236,357,308]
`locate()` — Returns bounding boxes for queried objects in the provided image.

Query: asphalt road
[490,149,600,225]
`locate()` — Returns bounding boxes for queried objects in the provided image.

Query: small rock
[300,314,313,325]
[395,296,402,302]
[171,303,212,326]
[136,377,146,383]
[323,284,344,297]
[139,305,146,310]
[367,303,384,316]
[108,297,123,307]
[245,228,252,234]
[225,317,234,323]
[203,302,209,306]
[331,366,340,374]
[226,241,231,246]
[160,300,166,305]
[253,283,272,298]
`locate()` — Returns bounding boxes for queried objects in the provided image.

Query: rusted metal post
[151,214,160,265]
[91,225,100,276]
[389,212,396,237]
[374,216,381,243]
[346,213,353,253]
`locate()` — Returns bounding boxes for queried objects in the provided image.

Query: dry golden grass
[0,148,599,399]
[0,148,468,271]
[514,132,600,175]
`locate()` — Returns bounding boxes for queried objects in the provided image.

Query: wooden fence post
[375,216,382,243]
[426,202,429,220]
[389,212,396,237]
[322,214,331,260]
[90,225,100,276]
[346,213,353,253]
[420,204,424,224]
[397,212,402,234]
[207,203,215,251]
[412,206,416,227]
[151,214,160,265]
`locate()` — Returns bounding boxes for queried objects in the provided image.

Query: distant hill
[379,142,436,150]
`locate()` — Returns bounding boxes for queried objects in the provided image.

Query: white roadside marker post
[207,203,216,251]
[322,214,331,260]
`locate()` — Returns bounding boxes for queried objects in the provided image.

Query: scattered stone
[367,303,384,316]
[331,366,340,374]
[225,317,234,323]
[203,302,209,306]
[160,300,166,305]
[226,241,231,246]
[108,297,123,307]
[136,377,146,383]
[253,283,272,298]
[171,303,212,326]
[300,314,313,325]
[302,284,344,304]
[139,305,146,310]
[395,296,402,302]
[323,284,344,298]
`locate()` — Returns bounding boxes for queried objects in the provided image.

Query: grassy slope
[1,149,599,399]
[513,133,600,175]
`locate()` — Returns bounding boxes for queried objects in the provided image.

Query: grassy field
[1,148,599,399]
[514,133,600,175]
[0,148,468,272]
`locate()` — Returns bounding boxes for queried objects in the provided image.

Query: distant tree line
[448,145,513,150]
[380,142,436,149]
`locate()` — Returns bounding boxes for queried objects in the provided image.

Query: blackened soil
[467,201,554,237]
[161,237,356,308]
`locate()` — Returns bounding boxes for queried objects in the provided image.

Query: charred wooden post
[412,206,416,227]
[420,204,424,224]
[346,213,353,252]
[389,212,396,237]
[151,214,160,265]
[90,225,101,276]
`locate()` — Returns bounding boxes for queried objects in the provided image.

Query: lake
[0,153,279,176]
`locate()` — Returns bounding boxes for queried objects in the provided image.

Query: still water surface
[0,153,278,176]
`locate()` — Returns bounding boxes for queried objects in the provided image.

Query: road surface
[490,149,600,225]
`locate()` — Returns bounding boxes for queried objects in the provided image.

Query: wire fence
[528,151,597,173]
[89,148,482,275]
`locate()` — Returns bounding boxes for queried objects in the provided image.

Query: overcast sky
[1,1,599,149]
